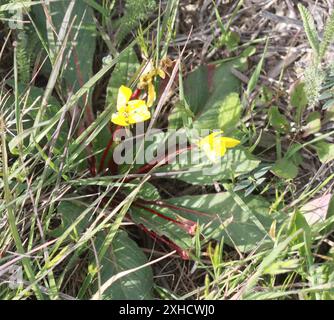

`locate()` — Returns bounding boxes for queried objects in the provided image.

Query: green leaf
[53,201,153,299]
[314,141,334,163]
[288,210,312,260]
[92,230,153,300]
[124,180,160,200]
[319,10,334,59]
[182,55,247,126]
[165,192,280,252]
[264,259,300,275]
[157,147,260,185]
[183,65,210,115]
[170,55,248,133]
[272,158,299,180]
[290,81,308,123]
[49,201,90,239]
[193,92,242,132]
[32,1,96,93]
[219,31,240,51]
[268,106,290,134]
[247,38,268,95]
[130,205,194,252]
[131,192,279,253]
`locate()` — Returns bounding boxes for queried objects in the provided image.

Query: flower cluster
[111,59,240,162]
[111,58,172,127]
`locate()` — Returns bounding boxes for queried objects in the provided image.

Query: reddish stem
[134,202,197,236]
[131,88,141,99]
[138,223,190,260]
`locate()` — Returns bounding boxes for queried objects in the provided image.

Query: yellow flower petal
[127,102,151,124]
[111,113,130,126]
[156,68,165,79]
[147,82,156,108]
[197,131,238,162]
[117,85,132,110]
[127,99,147,111]
[128,107,151,124]
[221,137,240,148]
[201,143,226,163]
[198,131,223,147]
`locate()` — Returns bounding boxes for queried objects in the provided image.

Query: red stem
[134,202,197,236]
[131,88,141,99]
[137,223,190,260]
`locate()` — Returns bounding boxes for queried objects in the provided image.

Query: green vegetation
[0,0,334,300]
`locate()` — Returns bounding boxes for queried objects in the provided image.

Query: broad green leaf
[181,55,247,131]
[165,192,280,252]
[92,230,153,300]
[49,201,90,239]
[193,92,242,132]
[130,205,194,252]
[314,141,334,163]
[272,158,299,180]
[169,54,249,133]
[156,147,260,185]
[288,210,312,260]
[32,1,96,93]
[290,81,308,123]
[183,65,210,115]
[52,201,153,299]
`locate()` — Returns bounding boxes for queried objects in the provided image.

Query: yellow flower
[111,85,151,126]
[197,131,240,162]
